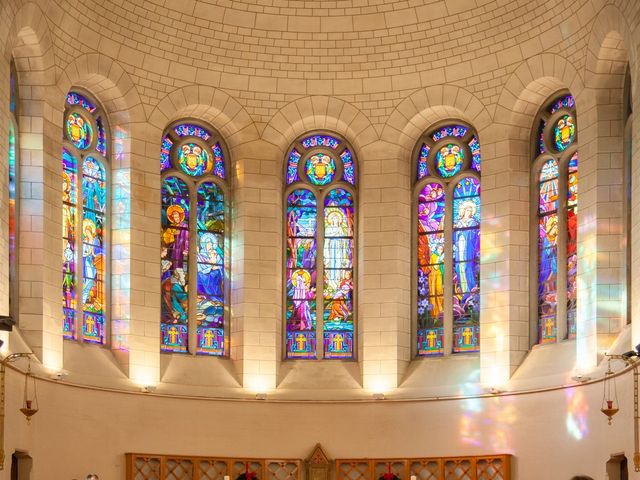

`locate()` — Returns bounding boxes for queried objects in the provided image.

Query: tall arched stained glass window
[160,121,229,355]
[533,94,578,344]
[285,133,356,359]
[62,91,109,344]
[8,60,19,320]
[624,66,632,326]
[415,123,480,356]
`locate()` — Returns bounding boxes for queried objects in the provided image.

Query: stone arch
[261,96,378,158]
[584,5,635,92]
[381,85,492,156]
[581,4,637,357]
[3,2,55,82]
[148,86,259,151]
[489,55,584,376]
[1,2,59,367]
[57,53,145,128]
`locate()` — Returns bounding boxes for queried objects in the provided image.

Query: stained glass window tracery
[534,94,578,344]
[160,121,229,355]
[62,91,109,344]
[415,123,481,356]
[285,133,356,359]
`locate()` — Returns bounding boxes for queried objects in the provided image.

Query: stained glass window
[415,123,480,356]
[534,94,578,344]
[8,60,18,321]
[62,91,109,344]
[160,121,229,355]
[285,133,356,359]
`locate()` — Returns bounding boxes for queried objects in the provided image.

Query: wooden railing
[125,454,303,480]
[335,456,511,480]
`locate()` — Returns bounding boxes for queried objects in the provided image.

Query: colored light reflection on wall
[565,388,589,440]
[458,370,516,451]
[112,126,131,351]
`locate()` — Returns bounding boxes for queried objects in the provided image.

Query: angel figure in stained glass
[67,112,89,146]
[291,269,314,330]
[197,233,224,305]
[555,116,575,150]
[324,209,350,266]
[327,271,352,322]
[427,237,445,318]
[455,199,478,293]
[63,171,73,203]
[538,215,558,302]
[81,219,103,312]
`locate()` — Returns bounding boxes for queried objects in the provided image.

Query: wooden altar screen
[125,453,303,480]
[335,455,510,480]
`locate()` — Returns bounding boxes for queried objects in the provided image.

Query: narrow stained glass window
[537,159,559,344]
[81,157,106,343]
[196,182,225,355]
[452,178,480,352]
[62,91,109,344]
[9,60,19,321]
[286,189,317,358]
[161,176,190,352]
[415,123,481,356]
[160,121,229,355]
[534,94,578,344]
[323,188,354,358]
[285,133,357,359]
[417,183,445,355]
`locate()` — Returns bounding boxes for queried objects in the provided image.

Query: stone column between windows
[575,91,624,371]
[360,141,410,391]
[12,87,63,370]
[478,129,529,385]
[231,140,280,390]
[112,124,160,385]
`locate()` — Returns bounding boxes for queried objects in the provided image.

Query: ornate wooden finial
[307,444,331,480]
[308,444,329,466]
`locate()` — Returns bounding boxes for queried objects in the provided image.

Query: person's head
[570,476,593,480]
[86,474,99,480]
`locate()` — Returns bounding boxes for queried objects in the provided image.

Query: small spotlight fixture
[571,374,591,383]
[140,385,156,393]
[373,393,386,400]
[49,370,68,381]
[484,387,504,395]
[255,393,267,400]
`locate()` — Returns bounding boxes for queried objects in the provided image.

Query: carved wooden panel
[335,456,510,480]
[126,454,302,480]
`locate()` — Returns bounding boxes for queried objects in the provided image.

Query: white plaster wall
[2,365,637,480]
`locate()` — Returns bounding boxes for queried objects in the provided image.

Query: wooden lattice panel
[410,459,441,480]
[126,454,302,480]
[232,460,263,479]
[266,460,300,480]
[374,460,406,479]
[336,456,510,480]
[131,456,161,480]
[338,461,371,480]
[476,457,507,480]
[443,459,472,480]
[198,460,228,480]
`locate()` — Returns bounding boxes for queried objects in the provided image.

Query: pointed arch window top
[415,122,481,357]
[284,132,357,360]
[161,122,226,180]
[417,126,480,180]
[286,135,355,187]
[62,91,109,344]
[66,92,97,113]
[534,93,578,345]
